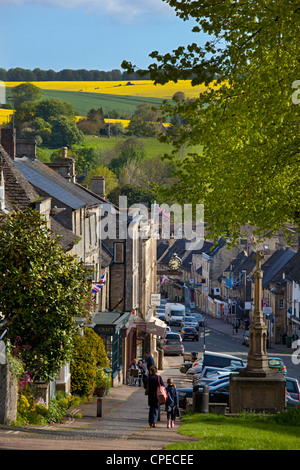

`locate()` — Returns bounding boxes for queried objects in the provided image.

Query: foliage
[126,103,162,137]
[108,137,146,178]
[6,340,25,379]
[123,1,300,242]
[95,367,111,391]
[13,96,83,147]
[16,390,81,426]
[0,209,90,382]
[0,67,147,81]
[108,184,156,208]
[50,115,84,147]
[70,327,110,397]
[12,82,43,108]
[77,107,106,135]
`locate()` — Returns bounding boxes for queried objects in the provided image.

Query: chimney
[62,147,68,158]
[16,139,37,160]
[91,176,105,198]
[1,128,16,159]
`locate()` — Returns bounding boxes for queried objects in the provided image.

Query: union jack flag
[92,273,106,293]
[154,202,170,220]
[161,275,167,285]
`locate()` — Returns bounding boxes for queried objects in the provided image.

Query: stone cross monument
[229,251,286,413]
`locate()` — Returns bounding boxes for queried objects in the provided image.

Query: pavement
[0,313,294,451]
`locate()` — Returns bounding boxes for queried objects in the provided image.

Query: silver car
[161,332,185,356]
[181,316,199,330]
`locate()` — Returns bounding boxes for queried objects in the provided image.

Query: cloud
[0,0,174,22]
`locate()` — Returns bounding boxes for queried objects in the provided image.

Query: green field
[6,87,170,117]
[39,135,202,163]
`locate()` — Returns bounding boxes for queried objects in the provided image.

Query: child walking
[165,378,179,428]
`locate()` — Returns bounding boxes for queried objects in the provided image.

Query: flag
[154,202,170,220]
[161,275,167,285]
[92,273,106,293]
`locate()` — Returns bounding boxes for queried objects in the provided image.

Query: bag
[156,376,168,405]
[175,406,181,417]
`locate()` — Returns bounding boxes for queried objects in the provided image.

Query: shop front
[93,311,131,386]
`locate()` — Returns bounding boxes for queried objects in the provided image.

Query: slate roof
[266,249,300,286]
[158,237,216,268]
[0,146,79,252]
[261,248,297,287]
[0,145,40,210]
[14,157,104,210]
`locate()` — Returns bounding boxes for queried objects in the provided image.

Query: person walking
[165,378,179,428]
[145,352,155,374]
[146,365,165,427]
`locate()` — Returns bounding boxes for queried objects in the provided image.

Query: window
[279,299,284,309]
[114,242,124,263]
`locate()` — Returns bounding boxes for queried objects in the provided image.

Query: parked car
[190,312,205,326]
[193,366,238,385]
[186,351,245,378]
[180,326,199,341]
[160,331,184,356]
[181,316,199,330]
[156,312,165,321]
[179,362,194,374]
[286,376,300,401]
[177,381,231,409]
[156,308,165,315]
[242,330,250,346]
[268,357,287,376]
[286,394,300,408]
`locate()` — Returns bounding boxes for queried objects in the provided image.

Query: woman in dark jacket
[146,365,165,427]
[165,378,179,428]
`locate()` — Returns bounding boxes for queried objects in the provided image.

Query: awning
[134,321,167,338]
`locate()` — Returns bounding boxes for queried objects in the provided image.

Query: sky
[0,0,204,73]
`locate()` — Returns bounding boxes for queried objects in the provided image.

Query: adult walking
[146,365,165,427]
[145,352,155,373]
[165,378,179,428]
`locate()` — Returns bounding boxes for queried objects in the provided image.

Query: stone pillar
[229,251,286,413]
[0,361,18,424]
[246,252,269,374]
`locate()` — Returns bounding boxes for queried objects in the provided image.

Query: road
[172,324,300,382]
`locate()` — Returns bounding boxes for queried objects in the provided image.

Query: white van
[165,303,185,326]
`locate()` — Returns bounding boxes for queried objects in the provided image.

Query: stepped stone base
[229,370,286,413]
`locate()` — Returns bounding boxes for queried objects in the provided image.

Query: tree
[50,115,84,147]
[36,98,75,121]
[122,1,300,242]
[12,82,43,109]
[77,107,106,135]
[108,137,145,178]
[127,103,162,137]
[0,209,90,382]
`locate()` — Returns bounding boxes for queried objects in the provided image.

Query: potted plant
[94,367,111,397]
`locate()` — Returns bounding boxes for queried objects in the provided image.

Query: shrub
[70,327,109,396]
[15,390,82,425]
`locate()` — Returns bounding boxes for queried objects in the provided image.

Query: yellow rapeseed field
[4,80,211,100]
[0,108,13,125]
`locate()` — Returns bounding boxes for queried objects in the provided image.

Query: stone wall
[0,362,18,424]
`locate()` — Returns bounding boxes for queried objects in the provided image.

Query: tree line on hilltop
[0,67,149,82]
